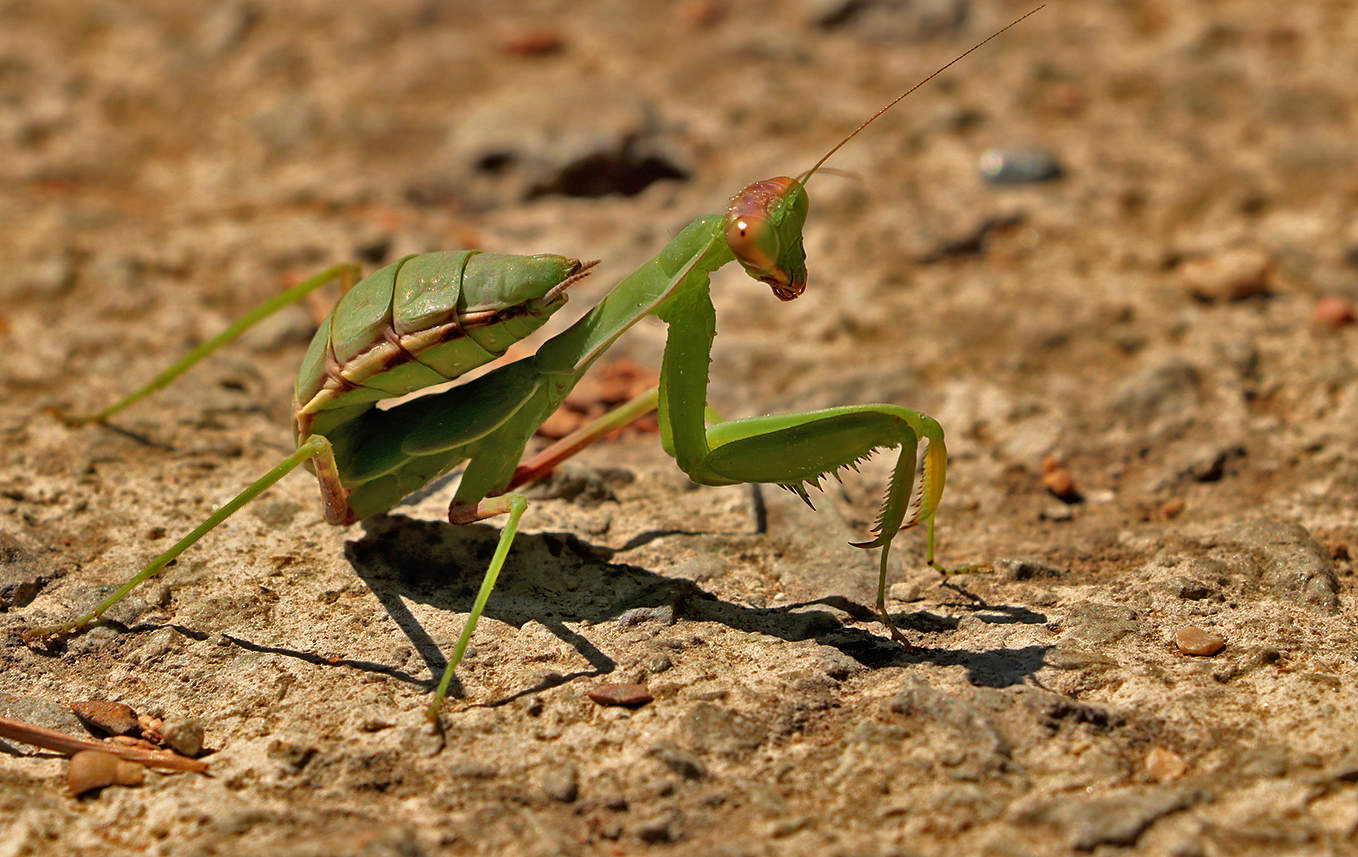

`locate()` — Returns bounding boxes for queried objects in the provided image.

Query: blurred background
[3,2,1357,854]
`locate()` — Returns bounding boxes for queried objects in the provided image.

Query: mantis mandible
[28,9,1041,722]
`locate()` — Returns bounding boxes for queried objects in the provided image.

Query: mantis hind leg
[54,263,359,426]
[430,493,530,722]
[24,434,339,641]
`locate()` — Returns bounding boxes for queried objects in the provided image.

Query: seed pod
[68,750,145,796]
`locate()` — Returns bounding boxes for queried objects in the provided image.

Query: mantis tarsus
[29,9,1041,723]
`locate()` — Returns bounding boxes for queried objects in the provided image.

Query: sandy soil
[3,1,1357,855]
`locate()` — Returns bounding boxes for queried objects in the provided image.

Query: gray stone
[1111,360,1202,423]
[160,717,205,756]
[889,677,1011,778]
[65,625,121,656]
[1019,787,1199,850]
[816,645,866,679]
[1221,519,1340,612]
[1178,443,1247,483]
[649,744,707,780]
[1169,576,1213,599]
[0,691,83,732]
[0,530,49,611]
[979,147,1065,185]
[680,703,768,759]
[616,604,675,628]
[995,557,1063,581]
[1061,602,1138,646]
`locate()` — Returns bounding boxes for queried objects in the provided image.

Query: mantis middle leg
[54,263,359,426]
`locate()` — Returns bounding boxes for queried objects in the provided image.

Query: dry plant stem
[0,715,209,773]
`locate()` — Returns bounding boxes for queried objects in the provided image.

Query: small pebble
[1178,248,1271,301]
[539,764,579,802]
[888,579,927,601]
[64,625,120,656]
[68,750,144,796]
[1039,502,1075,522]
[501,29,565,57]
[995,557,1062,581]
[358,716,395,733]
[1312,296,1355,329]
[649,745,707,780]
[1144,746,1187,782]
[978,146,1064,184]
[1174,625,1226,656]
[587,683,653,708]
[160,717,205,757]
[70,701,140,737]
[1158,498,1186,520]
[636,808,682,844]
[1040,455,1082,502]
[1169,577,1212,600]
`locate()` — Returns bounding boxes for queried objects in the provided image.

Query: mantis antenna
[796,4,1046,186]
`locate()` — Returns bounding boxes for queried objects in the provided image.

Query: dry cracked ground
[2,1,1358,855]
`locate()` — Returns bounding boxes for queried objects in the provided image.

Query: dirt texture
[3,1,1358,855]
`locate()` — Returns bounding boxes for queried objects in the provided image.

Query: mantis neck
[532,214,733,381]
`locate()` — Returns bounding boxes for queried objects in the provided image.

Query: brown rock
[1174,625,1226,656]
[1040,455,1082,502]
[587,683,653,708]
[501,30,565,57]
[70,701,140,737]
[1312,296,1355,329]
[1178,249,1270,301]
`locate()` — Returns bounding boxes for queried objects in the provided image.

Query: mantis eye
[725,214,780,278]
[724,177,807,300]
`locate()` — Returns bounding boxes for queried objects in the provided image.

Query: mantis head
[723,177,809,301]
[720,6,1046,305]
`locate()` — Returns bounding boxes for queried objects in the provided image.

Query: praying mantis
[27,9,1041,723]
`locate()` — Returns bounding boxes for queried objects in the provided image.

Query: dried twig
[0,715,209,773]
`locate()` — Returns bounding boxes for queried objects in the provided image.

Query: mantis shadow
[343,514,1052,702]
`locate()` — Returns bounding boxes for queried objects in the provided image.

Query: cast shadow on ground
[335,514,1051,702]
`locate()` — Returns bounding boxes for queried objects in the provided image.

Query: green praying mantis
[28,9,1041,722]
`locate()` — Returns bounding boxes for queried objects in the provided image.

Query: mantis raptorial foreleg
[653,288,947,646]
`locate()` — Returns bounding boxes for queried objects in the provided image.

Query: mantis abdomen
[293,251,594,439]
